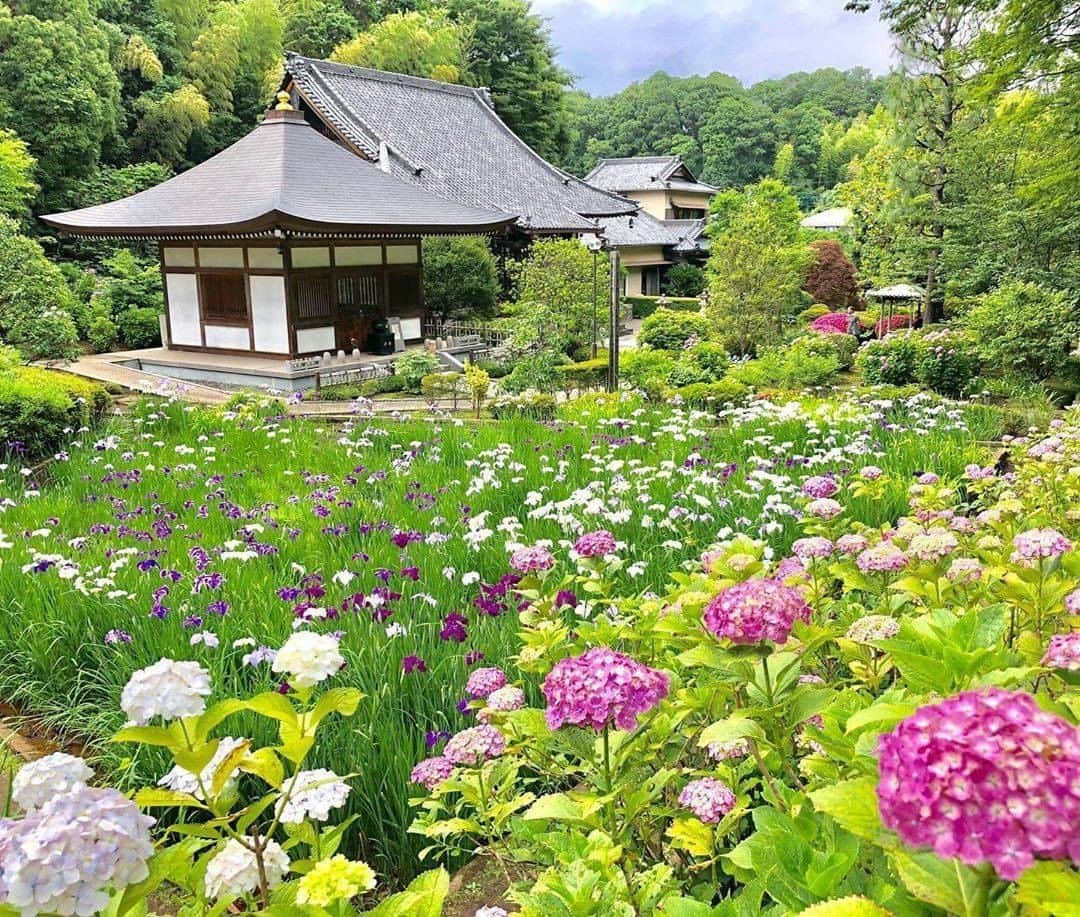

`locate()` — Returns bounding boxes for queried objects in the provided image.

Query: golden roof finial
[274,91,294,112]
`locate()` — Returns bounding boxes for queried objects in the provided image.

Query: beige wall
[625,189,713,219]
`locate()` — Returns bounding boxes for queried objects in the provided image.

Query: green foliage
[332,10,468,82]
[619,348,676,393]
[419,371,467,404]
[554,358,608,392]
[957,281,1080,381]
[706,179,808,356]
[282,0,362,58]
[793,332,859,371]
[0,217,81,360]
[663,263,706,297]
[117,307,163,350]
[913,327,980,398]
[501,350,564,394]
[97,250,163,317]
[799,304,832,323]
[638,308,710,351]
[464,360,490,416]
[421,235,500,320]
[623,295,701,320]
[730,343,841,389]
[393,351,442,394]
[0,129,37,219]
[856,335,921,387]
[489,389,557,420]
[0,365,109,456]
[87,314,120,354]
[674,377,750,409]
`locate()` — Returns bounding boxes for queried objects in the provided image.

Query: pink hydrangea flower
[907,530,959,562]
[542,647,669,732]
[946,557,983,583]
[478,686,527,722]
[1043,634,1080,671]
[443,725,506,766]
[466,667,508,699]
[1064,589,1080,615]
[792,537,834,560]
[877,688,1080,880]
[916,472,940,485]
[509,545,555,574]
[1012,528,1073,564]
[856,542,909,573]
[703,578,811,645]
[801,475,839,499]
[806,498,843,519]
[860,465,883,480]
[574,530,617,558]
[678,777,737,823]
[836,533,869,555]
[410,756,454,790]
[707,738,749,761]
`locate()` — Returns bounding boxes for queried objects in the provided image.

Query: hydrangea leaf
[1013,861,1080,916]
[366,867,449,917]
[666,816,714,856]
[807,776,886,844]
[134,787,206,809]
[240,747,284,788]
[307,686,364,730]
[243,692,300,726]
[799,896,892,916]
[844,702,917,736]
[888,850,982,915]
[523,791,585,822]
[698,713,766,747]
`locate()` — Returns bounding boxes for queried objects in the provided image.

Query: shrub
[619,348,676,391]
[856,334,920,385]
[682,340,730,379]
[674,378,750,409]
[473,357,512,379]
[87,314,120,353]
[798,304,831,324]
[792,332,858,370]
[501,350,564,394]
[393,351,441,394]
[810,312,855,335]
[419,371,467,406]
[802,239,859,309]
[623,295,701,320]
[359,374,406,397]
[554,358,608,392]
[0,366,109,456]
[915,328,980,397]
[638,308,710,351]
[729,345,841,389]
[489,390,557,421]
[421,235,500,320]
[663,263,706,297]
[957,281,1080,381]
[117,307,161,349]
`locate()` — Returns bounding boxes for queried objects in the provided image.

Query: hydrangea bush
[410,409,1080,916]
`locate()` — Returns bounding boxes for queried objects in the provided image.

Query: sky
[531,0,897,96]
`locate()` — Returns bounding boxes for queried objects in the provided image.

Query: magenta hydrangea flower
[1043,634,1080,671]
[574,530,617,558]
[856,542,909,573]
[1012,528,1073,564]
[703,578,811,645]
[1067,589,1080,615]
[678,777,737,823]
[802,475,839,499]
[466,666,508,699]
[409,756,454,790]
[792,536,834,560]
[443,724,505,766]
[877,688,1080,880]
[509,545,555,574]
[542,647,669,732]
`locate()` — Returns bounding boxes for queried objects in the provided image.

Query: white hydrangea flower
[475,907,509,917]
[204,838,289,901]
[11,752,93,812]
[158,737,248,800]
[276,769,351,823]
[271,631,344,689]
[120,658,212,725]
[1,786,154,916]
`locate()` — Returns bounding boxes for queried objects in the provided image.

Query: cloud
[531,0,896,95]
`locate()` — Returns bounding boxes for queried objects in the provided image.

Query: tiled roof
[668,218,709,253]
[284,54,636,233]
[595,210,683,247]
[41,112,515,238]
[584,156,718,196]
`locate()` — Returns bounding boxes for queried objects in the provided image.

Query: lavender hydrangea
[707,738,750,761]
[791,536,834,560]
[1,786,155,916]
[443,724,506,765]
[703,578,811,646]
[11,753,93,812]
[573,530,617,558]
[806,498,844,519]
[1012,528,1073,565]
[509,545,555,574]
[801,475,839,499]
[410,755,455,790]
[678,777,737,823]
[466,666,508,699]
[855,542,909,573]
[1043,633,1080,671]
[542,647,669,732]
[877,688,1080,880]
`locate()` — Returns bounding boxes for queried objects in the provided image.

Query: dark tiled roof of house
[668,218,709,253]
[584,156,718,196]
[283,54,636,233]
[595,210,683,247]
[42,111,515,238]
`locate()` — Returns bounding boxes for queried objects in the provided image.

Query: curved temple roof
[42,110,516,239]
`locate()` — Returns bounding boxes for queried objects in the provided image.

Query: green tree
[699,95,778,188]
[0,3,122,209]
[705,179,808,355]
[282,0,362,57]
[421,236,500,320]
[0,129,37,220]
[331,10,468,82]
[442,0,573,161]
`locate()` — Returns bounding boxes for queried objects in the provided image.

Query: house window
[671,205,706,220]
[291,274,335,322]
[198,274,248,324]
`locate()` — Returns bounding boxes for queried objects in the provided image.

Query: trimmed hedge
[0,367,110,457]
[624,295,701,320]
[674,378,750,409]
[553,358,608,391]
[489,391,557,421]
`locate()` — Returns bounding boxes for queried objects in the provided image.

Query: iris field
[0,392,999,878]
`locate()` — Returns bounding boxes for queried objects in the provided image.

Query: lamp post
[587,237,603,360]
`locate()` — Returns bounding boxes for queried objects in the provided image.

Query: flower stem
[761,653,774,706]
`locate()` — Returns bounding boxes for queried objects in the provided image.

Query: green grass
[0,392,998,880]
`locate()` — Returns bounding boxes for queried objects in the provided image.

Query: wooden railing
[422,319,513,348]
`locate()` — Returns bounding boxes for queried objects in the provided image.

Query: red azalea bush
[875,313,914,337]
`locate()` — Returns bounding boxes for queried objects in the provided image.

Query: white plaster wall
[296,326,336,353]
[203,325,250,350]
[165,274,201,346]
[250,275,290,353]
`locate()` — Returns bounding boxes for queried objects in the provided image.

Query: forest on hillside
[0,0,1075,359]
